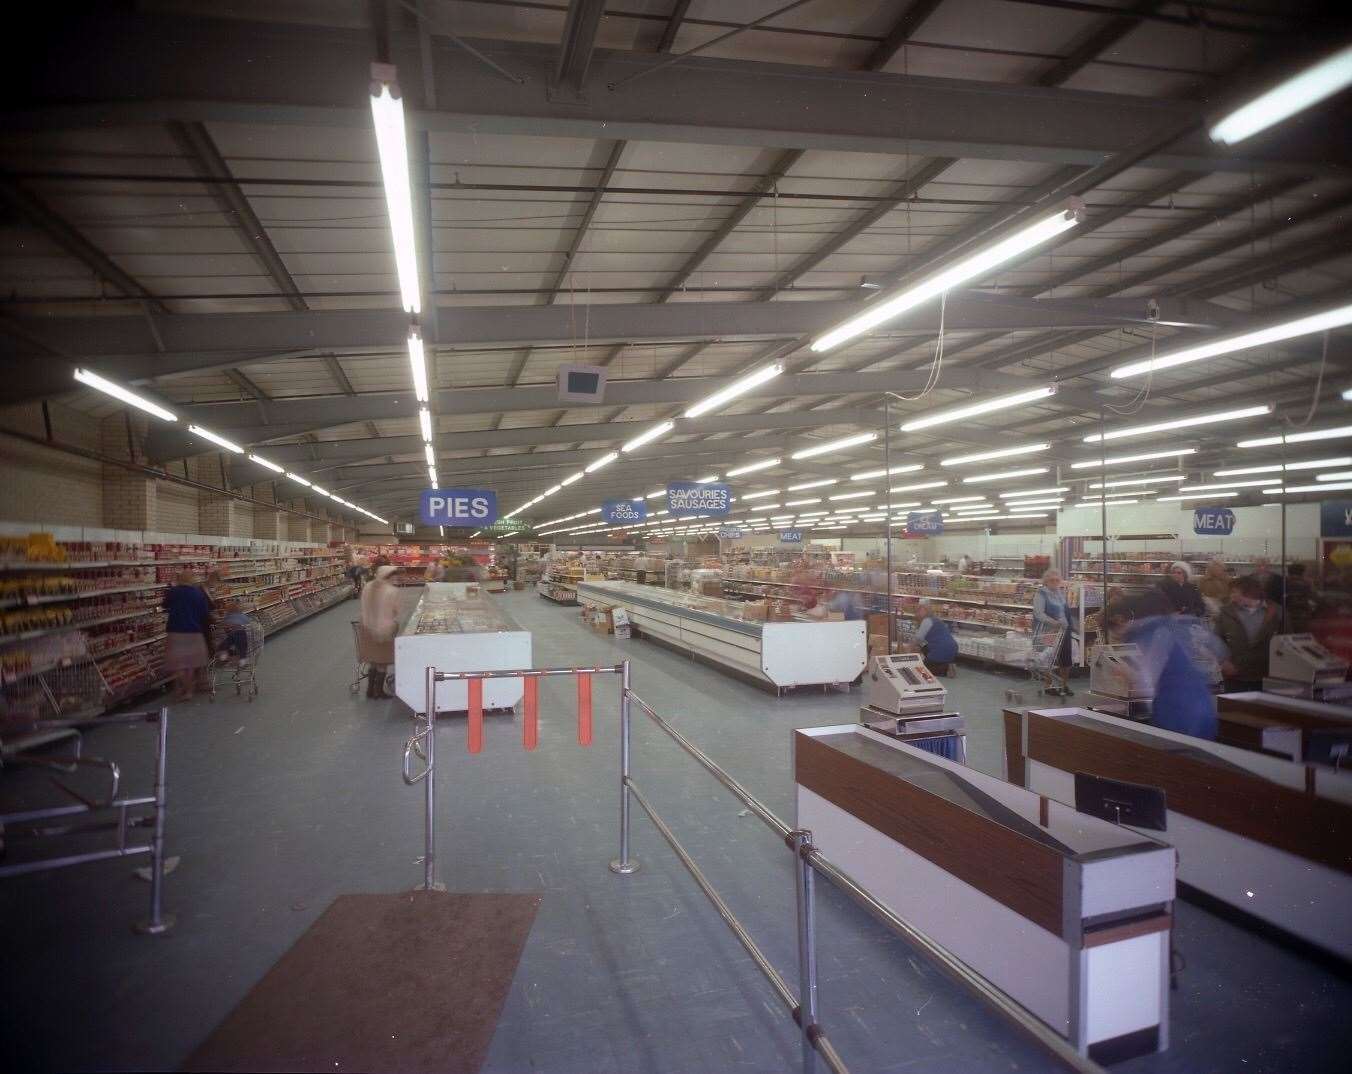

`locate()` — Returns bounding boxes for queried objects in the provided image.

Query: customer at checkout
[1214,575,1281,692]
[1110,591,1221,740]
[909,600,958,676]
[1158,561,1206,618]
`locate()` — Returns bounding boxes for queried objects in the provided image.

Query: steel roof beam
[10,13,1337,174]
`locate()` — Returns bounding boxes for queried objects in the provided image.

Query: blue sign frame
[419,488,499,527]
[602,499,647,525]
[718,525,743,540]
[779,530,803,543]
[906,510,944,536]
[1320,499,1352,538]
[666,481,732,517]
[1192,504,1236,537]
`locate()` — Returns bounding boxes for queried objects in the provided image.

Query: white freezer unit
[394,583,531,713]
[576,580,865,691]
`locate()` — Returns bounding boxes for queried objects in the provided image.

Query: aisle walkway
[2,589,1348,1073]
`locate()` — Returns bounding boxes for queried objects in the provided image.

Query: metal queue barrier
[402,666,1102,1074]
[0,706,173,935]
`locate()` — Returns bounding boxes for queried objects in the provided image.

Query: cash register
[1088,644,1154,721]
[1264,633,1352,704]
[858,654,966,761]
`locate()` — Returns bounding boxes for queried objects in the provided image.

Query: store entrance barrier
[399,667,1104,1074]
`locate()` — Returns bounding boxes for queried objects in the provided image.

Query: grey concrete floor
[2,587,1348,1073]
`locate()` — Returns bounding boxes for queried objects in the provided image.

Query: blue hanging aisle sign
[1192,504,1236,536]
[906,511,944,536]
[1320,500,1352,538]
[601,499,647,525]
[718,525,743,540]
[779,529,803,544]
[419,488,498,527]
[666,481,732,517]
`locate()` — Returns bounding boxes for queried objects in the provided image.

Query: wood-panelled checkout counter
[1003,706,1352,961]
[795,725,1174,1062]
[1215,691,1352,763]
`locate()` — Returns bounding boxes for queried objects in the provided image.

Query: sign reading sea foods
[666,481,732,518]
[906,510,944,536]
[601,499,647,525]
[419,488,498,527]
[1192,504,1236,537]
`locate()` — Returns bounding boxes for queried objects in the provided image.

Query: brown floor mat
[184,891,541,1074]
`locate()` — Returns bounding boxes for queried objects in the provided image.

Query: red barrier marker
[576,673,593,746]
[468,678,484,754]
[522,677,539,751]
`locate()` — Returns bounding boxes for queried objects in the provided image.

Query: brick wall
[0,403,104,526]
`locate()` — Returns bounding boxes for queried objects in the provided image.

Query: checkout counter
[394,583,531,714]
[1264,633,1352,704]
[796,724,1174,1061]
[1003,705,1352,961]
[857,654,967,762]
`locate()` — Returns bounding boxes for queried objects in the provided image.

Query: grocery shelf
[93,633,166,661]
[0,583,165,609]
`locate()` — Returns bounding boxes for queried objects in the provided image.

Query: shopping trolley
[208,617,263,702]
[349,621,395,696]
[1005,619,1068,705]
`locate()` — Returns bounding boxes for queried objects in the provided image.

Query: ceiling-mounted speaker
[557,363,607,403]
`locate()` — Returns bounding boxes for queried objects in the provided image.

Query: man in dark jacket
[1214,576,1281,691]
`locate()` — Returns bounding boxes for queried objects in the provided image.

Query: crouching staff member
[910,600,958,676]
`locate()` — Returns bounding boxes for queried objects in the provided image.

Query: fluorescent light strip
[1318,472,1352,482]
[891,480,948,493]
[900,385,1057,433]
[1156,491,1240,502]
[1089,475,1187,489]
[585,452,618,474]
[427,467,437,486]
[369,69,421,314]
[1215,456,1352,476]
[790,432,878,460]
[1071,448,1197,470]
[1000,498,1064,508]
[850,464,924,481]
[561,471,584,486]
[785,498,821,507]
[739,489,781,501]
[932,495,987,504]
[1113,304,1352,380]
[685,363,784,418]
[424,443,436,467]
[407,330,429,403]
[1000,486,1069,498]
[621,421,675,453]
[248,454,285,473]
[1084,405,1271,443]
[1271,481,1352,494]
[828,490,874,501]
[961,466,1048,483]
[941,443,1049,467]
[1073,498,1140,508]
[810,200,1081,352]
[725,457,780,476]
[695,474,719,484]
[74,368,177,422]
[187,425,244,453]
[1210,45,1352,145]
[788,479,836,491]
[286,473,311,487]
[1239,425,1352,448]
[418,407,432,442]
[1180,478,1295,492]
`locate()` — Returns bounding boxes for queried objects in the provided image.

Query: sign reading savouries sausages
[666,481,732,517]
[419,488,498,526]
[1192,504,1236,536]
[601,499,647,525]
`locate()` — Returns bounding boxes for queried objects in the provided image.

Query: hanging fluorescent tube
[561,471,585,486]
[941,443,1049,467]
[74,368,178,422]
[685,363,784,418]
[932,495,986,504]
[187,425,244,453]
[787,479,836,491]
[1000,486,1069,498]
[1344,388,1352,401]
[418,407,432,442]
[961,466,1048,483]
[790,432,878,460]
[695,474,719,484]
[1071,448,1197,469]
[1089,475,1187,489]
[1239,424,1352,448]
[424,443,436,467]
[785,498,821,507]
[369,65,421,314]
[1084,405,1271,442]
[810,199,1083,352]
[1273,480,1352,494]
[544,484,562,496]
[427,467,438,486]
[739,489,781,500]
[1209,45,1352,145]
[1157,491,1240,502]
[1111,302,1352,379]
[310,485,331,497]
[726,457,781,477]
[286,473,312,487]
[1071,499,1139,508]
[622,421,675,453]
[407,329,429,403]
[828,490,874,501]
[900,385,1057,433]
[248,454,284,474]
[850,464,923,481]
[585,452,618,474]
[891,480,948,493]
[1000,498,1064,508]
[1216,456,1352,476]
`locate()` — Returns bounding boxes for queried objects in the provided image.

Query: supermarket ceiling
[2,0,1351,531]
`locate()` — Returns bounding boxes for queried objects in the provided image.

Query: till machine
[1264,634,1352,704]
[858,654,967,761]
[1087,644,1155,721]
